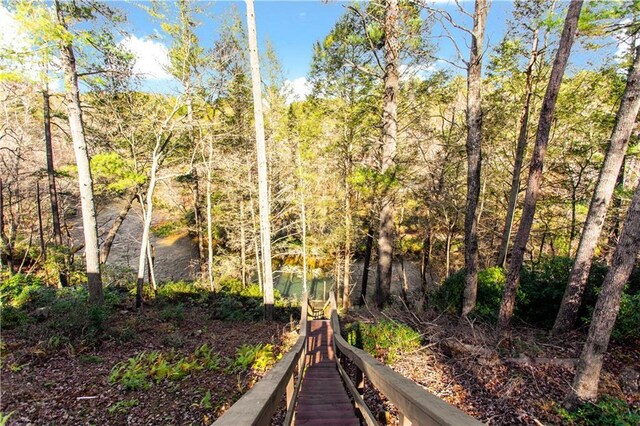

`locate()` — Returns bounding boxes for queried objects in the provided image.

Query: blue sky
[118,1,515,80]
[0,1,621,96]
[115,1,618,93]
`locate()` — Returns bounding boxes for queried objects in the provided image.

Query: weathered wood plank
[213,294,308,426]
[329,292,482,426]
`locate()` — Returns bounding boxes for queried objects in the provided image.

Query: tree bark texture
[376,0,399,309]
[498,0,583,331]
[360,224,374,306]
[246,0,275,320]
[462,0,488,317]
[343,188,351,309]
[36,181,46,261]
[568,179,640,404]
[497,30,539,267]
[136,157,158,309]
[43,88,63,248]
[553,44,640,335]
[0,178,9,271]
[55,0,104,305]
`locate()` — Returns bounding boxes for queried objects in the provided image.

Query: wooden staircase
[294,320,360,426]
[214,292,482,426]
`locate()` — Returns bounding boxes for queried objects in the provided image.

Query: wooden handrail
[328,292,482,426]
[214,293,308,426]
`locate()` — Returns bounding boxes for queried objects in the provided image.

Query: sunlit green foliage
[345,320,421,364]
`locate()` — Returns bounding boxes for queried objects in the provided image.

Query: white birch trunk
[246,0,275,320]
[54,0,103,304]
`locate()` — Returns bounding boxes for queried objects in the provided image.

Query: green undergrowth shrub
[156,281,205,303]
[159,303,185,322]
[213,279,296,322]
[345,320,421,364]
[431,258,638,339]
[1,274,122,344]
[109,344,221,391]
[431,266,516,321]
[557,395,640,426]
[517,257,607,328]
[227,343,277,373]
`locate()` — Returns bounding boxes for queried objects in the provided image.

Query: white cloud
[120,35,172,80]
[284,77,312,103]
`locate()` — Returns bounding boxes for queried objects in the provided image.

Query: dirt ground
[344,306,640,425]
[0,303,293,425]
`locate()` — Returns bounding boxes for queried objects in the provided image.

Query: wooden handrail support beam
[328,292,482,426]
[214,293,308,426]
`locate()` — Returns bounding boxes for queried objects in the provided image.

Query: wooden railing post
[327,291,482,426]
[356,366,364,395]
[286,373,294,408]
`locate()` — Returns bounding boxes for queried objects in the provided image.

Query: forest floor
[2,287,638,425]
[344,305,640,425]
[1,293,296,426]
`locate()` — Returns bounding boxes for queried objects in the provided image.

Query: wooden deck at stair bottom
[294,320,360,426]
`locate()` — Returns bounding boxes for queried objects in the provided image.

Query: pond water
[273,269,335,301]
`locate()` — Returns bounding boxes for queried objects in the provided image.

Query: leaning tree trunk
[608,157,626,248]
[552,45,640,335]
[376,0,399,309]
[566,179,640,406]
[135,144,163,309]
[498,0,583,331]
[246,0,275,320]
[497,30,539,268]
[462,0,488,317]
[100,191,136,263]
[55,0,103,305]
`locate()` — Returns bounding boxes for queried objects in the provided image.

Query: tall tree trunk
[376,0,399,309]
[136,147,162,309]
[193,167,206,275]
[566,180,640,405]
[446,228,453,278]
[497,31,539,267]
[36,181,46,261]
[359,223,374,306]
[297,148,308,294]
[343,190,352,309]
[498,0,582,332]
[0,177,8,271]
[421,223,432,284]
[44,87,68,287]
[55,0,103,305]
[206,139,215,291]
[43,88,63,248]
[552,45,640,335]
[147,242,157,293]
[608,156,626,247]
[246,0,275,320]
[462,0,488,317]
[240,199,247,288]
[100,192,136,264]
